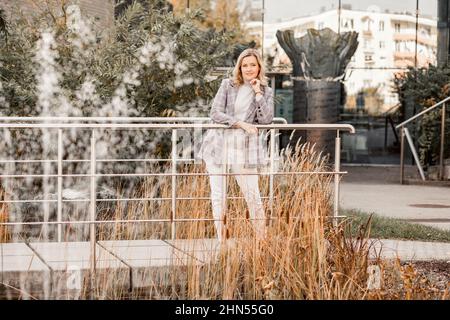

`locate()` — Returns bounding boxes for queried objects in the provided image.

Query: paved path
[340,165,450,230]
[341,182,450,230]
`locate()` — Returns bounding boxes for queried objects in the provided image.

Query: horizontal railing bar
[396,96,450,129]
[0,215,348,226]
[0,219,172,226]
[0,116,288,123]
[0,199,58,203]
[0,123,355,132]
[0,116,212,123]
[0,196,273,204]
[1,218,258,226]
[0,171,347,178]
[0,158,194,164]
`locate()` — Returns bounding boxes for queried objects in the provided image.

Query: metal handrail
[0,123,353,131]
[0,116,288,123]
[396,97,448,183]
[0,171,347,178]
[0,119,355,283]
[395,96,450,129]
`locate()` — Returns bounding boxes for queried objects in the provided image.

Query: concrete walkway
[338,165,450,266]
[341,165,450,230]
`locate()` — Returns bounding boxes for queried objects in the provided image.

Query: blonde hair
[232,48,268,87]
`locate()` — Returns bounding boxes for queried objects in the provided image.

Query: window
[420,27,431,37]
[404,41,412,52]
[363,19,373,32]
[395,41,401,51]
[364,40,372,49]
[379,21,384,31]
[365,55,373,62]
[395,23,401,33]
[342,18,354,29]
[379,41,385,49]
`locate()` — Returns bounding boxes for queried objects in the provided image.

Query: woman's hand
[234,121,258,135]
[250,79,262,95]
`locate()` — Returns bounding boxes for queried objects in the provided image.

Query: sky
[258,0,438,22]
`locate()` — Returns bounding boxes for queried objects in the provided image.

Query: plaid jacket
[197,78,274,167]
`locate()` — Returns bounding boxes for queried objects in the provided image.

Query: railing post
[384,115,388,149]
[269,129,276,222]
[222,129,228,240]
[57,129,62,242]
[89,129,97,296]
[404,127,426,181]
[440,103,446,180]
[42,128,51,241]
[171,129,177,240]
[400,127,405,184]
[334,130,341,226]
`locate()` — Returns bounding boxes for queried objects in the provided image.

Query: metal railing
[0,116,355,287]
[396,96,448,184]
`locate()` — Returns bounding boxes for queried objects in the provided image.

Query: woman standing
[198,48,274,241]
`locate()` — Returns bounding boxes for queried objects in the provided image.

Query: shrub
[394,64,450,169]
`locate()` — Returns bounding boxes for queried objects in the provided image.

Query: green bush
[394,64,450,169]
[0,0,236,210]
[0,0,231,118]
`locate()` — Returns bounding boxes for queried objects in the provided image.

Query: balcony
[362,30,373,37]
[393,52,435,68]
[393,33,436,47]
[393,52,415,59]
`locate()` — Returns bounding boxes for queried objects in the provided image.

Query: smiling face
[240,55,260,82]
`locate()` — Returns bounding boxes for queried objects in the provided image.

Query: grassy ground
[345,209,450,243]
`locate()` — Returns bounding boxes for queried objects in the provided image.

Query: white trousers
[205,161,265,240]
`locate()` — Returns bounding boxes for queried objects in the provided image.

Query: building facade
[245,7,437,114]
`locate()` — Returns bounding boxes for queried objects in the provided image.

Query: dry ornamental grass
[1,141,448,299]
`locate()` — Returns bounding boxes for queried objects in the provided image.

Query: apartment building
[245,6,437,112]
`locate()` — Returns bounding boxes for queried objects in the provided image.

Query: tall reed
[2,141,448,299]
